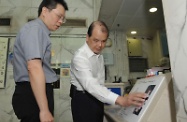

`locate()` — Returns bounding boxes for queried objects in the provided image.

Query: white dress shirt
[70,42,119,105]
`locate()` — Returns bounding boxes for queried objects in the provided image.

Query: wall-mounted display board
[0,37,9,88]
[127,39,142,57]
[129,57,148,72]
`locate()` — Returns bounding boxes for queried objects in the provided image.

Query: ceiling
[98,0,165,38]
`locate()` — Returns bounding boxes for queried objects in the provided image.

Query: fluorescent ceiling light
[131,31,137,34]
[149,7,157,12]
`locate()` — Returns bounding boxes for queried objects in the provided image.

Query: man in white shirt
[70,21,146,122]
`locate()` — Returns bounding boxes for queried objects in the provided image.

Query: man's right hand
[40,110,54,122]
[116,92,147,107]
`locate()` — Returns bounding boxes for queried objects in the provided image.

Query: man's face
[42,4,66,31]
[86,26,108,54]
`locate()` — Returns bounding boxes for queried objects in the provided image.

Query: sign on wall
[0,37,9,88]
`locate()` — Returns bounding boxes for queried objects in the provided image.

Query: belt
[70,85,100,103]
[15,81,53,85]
[70,85,86,98]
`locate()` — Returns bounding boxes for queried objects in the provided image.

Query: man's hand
[28,60,54,122]
[40,110,54,122]
[116,92,147,107]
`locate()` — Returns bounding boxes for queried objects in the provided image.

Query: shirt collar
[84,42,101,58]
[37,18,51,36]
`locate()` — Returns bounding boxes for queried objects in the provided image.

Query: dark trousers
[12,82,54,122]
[70,85,104,122]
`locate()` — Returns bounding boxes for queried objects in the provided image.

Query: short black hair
[87,21,109,37]
[38,0,68,17]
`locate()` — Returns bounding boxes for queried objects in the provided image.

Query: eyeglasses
[52,9,66,23]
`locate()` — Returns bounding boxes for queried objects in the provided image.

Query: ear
[42,7,48,15]
[86,34,89,42]
[42,7,48,12]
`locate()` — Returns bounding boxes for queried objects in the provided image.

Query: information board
[0,37,9,88]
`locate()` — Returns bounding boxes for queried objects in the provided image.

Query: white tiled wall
[162,0,187,121]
